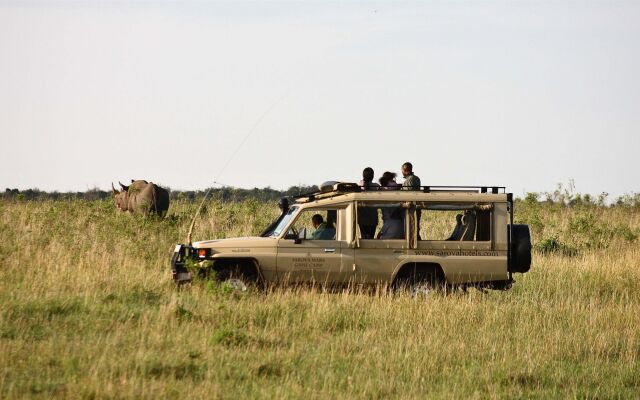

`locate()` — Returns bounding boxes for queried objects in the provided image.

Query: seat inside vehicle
[460,211,477,241]
[446,214,464,241]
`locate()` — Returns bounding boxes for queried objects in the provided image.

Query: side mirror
[284,228,298,240]
[294,227,307,244]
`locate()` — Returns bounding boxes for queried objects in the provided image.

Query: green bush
[535,236,578,256]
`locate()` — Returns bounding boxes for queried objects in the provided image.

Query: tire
[510,224,532,273]
[393,270,442,297]
[216,262,259,291]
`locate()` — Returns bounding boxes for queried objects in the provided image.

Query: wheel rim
[225,278,248,292]
[410,282,433,297]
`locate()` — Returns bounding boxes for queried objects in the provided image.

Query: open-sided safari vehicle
[171,183,532,292]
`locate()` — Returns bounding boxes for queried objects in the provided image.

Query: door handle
[324,248,336,253]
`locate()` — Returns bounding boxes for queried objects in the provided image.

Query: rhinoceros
[112,179,170,216]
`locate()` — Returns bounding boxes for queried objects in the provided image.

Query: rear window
[417,203,492,242]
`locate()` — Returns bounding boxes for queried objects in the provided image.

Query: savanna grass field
[1,193,639,398]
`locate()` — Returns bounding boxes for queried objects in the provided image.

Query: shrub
[535,236,578,256]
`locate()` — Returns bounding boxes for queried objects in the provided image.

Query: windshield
[269,206,298,237]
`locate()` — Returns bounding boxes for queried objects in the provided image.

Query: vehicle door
[276,206,352,284]
[354,201,409,283]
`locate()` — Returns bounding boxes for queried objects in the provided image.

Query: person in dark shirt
[358,167,380,239]
[378,172,404,239]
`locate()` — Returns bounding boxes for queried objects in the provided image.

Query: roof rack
[292,183,507,202]
[419,185,506,194]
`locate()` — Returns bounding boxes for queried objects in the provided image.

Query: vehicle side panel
[355,240,408,283]
[276,238,346,283]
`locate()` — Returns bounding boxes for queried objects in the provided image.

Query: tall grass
[0,198,639,398]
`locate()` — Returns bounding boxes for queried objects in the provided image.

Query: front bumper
[171,244,193,283]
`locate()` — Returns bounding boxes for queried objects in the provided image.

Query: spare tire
[509,224,532,273]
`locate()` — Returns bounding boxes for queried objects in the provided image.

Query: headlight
[197,248,211,259]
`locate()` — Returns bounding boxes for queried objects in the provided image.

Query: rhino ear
[131,179,135,183]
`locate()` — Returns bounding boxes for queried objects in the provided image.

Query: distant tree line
[517,181,640,208]
[1,185,320,203]
[2,184,638,207]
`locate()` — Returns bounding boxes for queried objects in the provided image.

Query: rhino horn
[119,181,129,191]
[112,182,118,194]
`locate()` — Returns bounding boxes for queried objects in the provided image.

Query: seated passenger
[311,214,336,240]
[378,207,404,239]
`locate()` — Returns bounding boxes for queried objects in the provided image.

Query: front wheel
[215,263,259,292]
[223,277,249,292]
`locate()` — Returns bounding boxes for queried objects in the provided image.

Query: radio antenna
[214,87,293,181]
[186,185,216,245]
[185,86,295,245]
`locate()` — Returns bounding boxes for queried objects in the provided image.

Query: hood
[192,236,276,249]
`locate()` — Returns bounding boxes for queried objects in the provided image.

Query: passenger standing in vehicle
[378,172,404,239]
[401,162,422,239]
[379,171,401,190]
[401,162,421,190]
[359,167,379,190]
[358,167,380,239]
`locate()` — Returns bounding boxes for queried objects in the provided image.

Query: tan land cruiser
[171,184,532,292]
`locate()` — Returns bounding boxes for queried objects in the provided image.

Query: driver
[311,214,336,240]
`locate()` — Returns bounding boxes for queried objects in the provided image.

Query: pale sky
[1,1,638,198]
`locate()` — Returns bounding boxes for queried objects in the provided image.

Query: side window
[357,202,406,240]
[287,208,338,241]
[417,204,492,242]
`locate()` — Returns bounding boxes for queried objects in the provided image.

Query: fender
[210,257,266,283]
[391,259,446,283]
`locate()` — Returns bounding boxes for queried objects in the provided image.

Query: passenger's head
[401,162,413,177]
[379,171,397,187]
[362,167,374,183]
[311,214,324,228]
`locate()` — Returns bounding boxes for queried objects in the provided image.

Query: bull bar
[171,244,193,283]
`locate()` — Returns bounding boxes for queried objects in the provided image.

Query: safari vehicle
[171,183,532,292]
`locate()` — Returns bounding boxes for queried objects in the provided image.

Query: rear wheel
[393,270,443,297]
